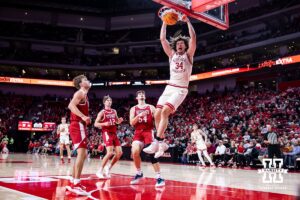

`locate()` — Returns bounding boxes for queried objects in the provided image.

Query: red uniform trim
[156,105,163,109]
[165,102,175,111]
[168,83,188,89]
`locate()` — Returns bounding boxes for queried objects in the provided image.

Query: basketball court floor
[0,154,298,199]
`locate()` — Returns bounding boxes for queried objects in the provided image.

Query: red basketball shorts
[69,121,87,149]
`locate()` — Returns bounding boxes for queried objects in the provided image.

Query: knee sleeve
[149,154,159,164]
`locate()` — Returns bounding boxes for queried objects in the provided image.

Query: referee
[264,124,282,158]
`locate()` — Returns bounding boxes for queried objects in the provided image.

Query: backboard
[153,0,234,30]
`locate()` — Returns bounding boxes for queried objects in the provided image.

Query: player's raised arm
[160,22,173,57]
[183,17,196,58]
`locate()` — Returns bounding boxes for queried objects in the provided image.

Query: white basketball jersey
[192,131,205,145]
[58,124,69,137]
[169,52,193,87]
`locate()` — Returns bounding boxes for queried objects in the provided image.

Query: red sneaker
[68,158,71,164]
[61,158,65,164]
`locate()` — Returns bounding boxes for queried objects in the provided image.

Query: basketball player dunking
[66,75,91,196]
[94,95,123,179]
[129,90,165,187]
[191,124,214,167]
[144,16,196,158]
[57,116,71,164]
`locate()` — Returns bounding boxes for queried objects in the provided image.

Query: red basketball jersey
[70,95,89,123]
[134,105,154,131]
[101,109,117,133]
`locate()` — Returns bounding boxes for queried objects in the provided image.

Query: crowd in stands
[0,85,300,169]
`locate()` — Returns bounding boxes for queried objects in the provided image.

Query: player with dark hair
[144,16,196,158]
[130,90,165,187]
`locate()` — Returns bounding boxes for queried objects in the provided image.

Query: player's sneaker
[66,183,88,196]
[143,140,159,154]
[199,164,206,168]
[96,170,107,179]
[68,158,71,164]
[103,166,111,179]
[61,158,65,164]
[155,178,165,187]
[130,173,143,185]
[154,142,169,158]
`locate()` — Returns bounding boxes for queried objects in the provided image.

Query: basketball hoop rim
[158,6,183,19]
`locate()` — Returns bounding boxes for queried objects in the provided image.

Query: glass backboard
[153,0,233,30]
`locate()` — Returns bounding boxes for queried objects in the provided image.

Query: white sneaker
[103,166,111,179]
[96,170,106,179]
[143,140,159,154]
[154,142,169,158]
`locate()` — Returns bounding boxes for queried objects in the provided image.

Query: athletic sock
[70,177,74,183]
[156,172,161,179]
[137,169,142,175]
[99,167,103,173]
[74,179,80,185]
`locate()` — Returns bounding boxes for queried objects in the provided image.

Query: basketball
[162,12,179,25]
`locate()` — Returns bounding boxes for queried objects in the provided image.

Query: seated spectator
[283,141,300,168]
[214,140,226,167]
[236,141,246,167]
[27,140,34,153]
[181,143,194,164]
[33,140,41,154]
[243,132,251,142]
[41,140,50,155]
[244,141,259,167]
[206,142,216,162]
[226,140,237,167]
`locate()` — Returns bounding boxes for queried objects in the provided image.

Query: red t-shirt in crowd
[237,145,244,154]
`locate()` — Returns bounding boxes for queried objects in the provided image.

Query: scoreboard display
[18,121,56,131]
